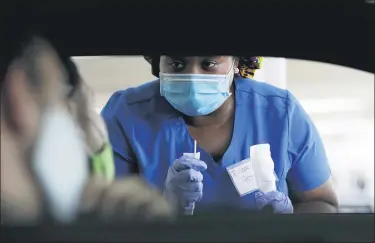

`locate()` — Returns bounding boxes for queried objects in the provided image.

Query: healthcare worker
[101,56,338,214]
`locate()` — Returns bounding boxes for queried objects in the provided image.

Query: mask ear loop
[227,59,236,96]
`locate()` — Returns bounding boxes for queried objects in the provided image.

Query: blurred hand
[79,176,176,222]
[66,77,108,157]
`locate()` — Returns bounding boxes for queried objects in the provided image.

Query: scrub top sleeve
[101,92,137,177]
[286,91,331,191]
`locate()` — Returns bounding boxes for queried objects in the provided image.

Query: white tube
[182,151,201,215]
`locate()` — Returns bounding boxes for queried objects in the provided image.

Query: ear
[234,57,240,68]
[232,57,240,74]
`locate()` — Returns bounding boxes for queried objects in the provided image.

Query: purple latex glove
[255,190,294,214]
[164,155,207,215]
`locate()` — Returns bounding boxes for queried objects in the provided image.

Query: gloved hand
[255,190,294,214]
[164,155,207,215]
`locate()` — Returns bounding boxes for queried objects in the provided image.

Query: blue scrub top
[101,78,331,211]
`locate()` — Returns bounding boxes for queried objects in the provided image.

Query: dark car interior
[1,1,374,242]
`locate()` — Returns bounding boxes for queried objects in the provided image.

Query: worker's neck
[184,94,235,128]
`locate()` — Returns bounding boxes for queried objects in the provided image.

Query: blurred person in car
[0,35,175,225]
[101,55,338,215]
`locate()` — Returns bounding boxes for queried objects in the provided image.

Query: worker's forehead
[161,56,233,61]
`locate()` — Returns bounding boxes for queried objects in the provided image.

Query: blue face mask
[160,64,234,116]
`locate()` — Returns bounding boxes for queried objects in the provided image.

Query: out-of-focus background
[72,56,374,212]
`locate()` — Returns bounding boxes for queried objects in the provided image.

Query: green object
[91,142,115,180]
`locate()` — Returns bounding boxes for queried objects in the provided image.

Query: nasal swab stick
[183,140,200,159]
